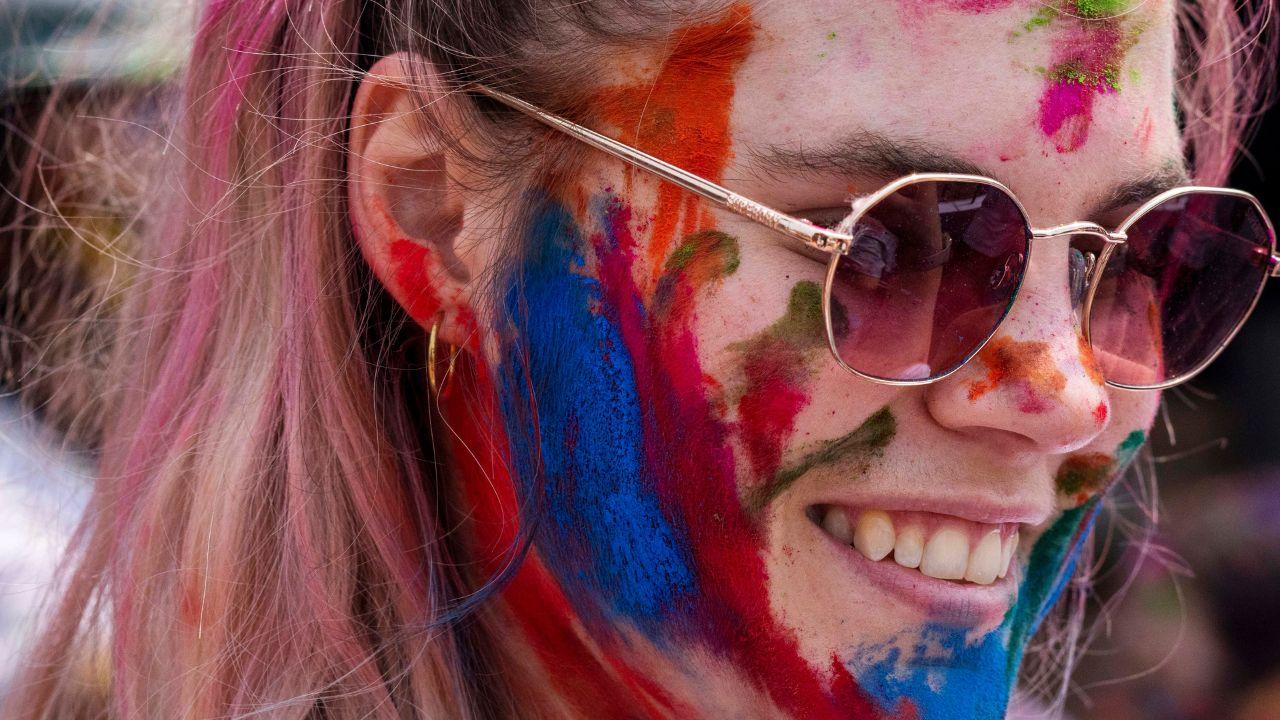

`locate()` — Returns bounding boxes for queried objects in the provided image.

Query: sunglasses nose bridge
[1031,221,1116,241]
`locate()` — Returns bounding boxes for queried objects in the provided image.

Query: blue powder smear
[497,196,698,635]
[851,501,1098,717]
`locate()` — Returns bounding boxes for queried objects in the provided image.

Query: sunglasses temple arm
[468,84,853,253]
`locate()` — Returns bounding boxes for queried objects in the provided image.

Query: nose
[925,241,1110,455]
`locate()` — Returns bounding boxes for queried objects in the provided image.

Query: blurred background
[1,1,1278,717]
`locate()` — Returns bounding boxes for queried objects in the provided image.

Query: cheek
[728,280,830,483]
[1052,388,1158,506]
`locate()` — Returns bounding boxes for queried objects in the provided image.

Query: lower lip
[810,518,1018,626]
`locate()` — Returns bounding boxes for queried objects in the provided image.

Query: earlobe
[348,52,474,342]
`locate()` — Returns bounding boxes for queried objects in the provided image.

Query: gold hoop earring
[427,322,458,397]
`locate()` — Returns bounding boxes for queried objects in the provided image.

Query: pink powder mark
[1036,22,1135,153]
[1015,382,1052,414]
[902,0,1020,14]
[1038,80,1106,153]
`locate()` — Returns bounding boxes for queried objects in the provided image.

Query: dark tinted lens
[1088,192,1274,386]
[829,180,1030,380]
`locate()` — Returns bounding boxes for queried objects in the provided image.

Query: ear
[348,52,474,347]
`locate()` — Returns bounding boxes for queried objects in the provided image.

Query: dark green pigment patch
[1054,452,1115,496]
[746,406,896,513]
[1055,430,1145,503]
[730,281,827,355]
[1116,429,1146,459]
[1002,500,1096,680]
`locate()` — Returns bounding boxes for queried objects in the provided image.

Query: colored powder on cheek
[731,281,832,481]
[967,336,1068,412]
[653,229,741,317]
[851,501,1100,718]
[1001,499,1099,676]
[1054,451,1115,500]
[499,198,699,634]
[593,3,754,287]
[1113,429,1147,471]
[747,407,897,513]
[737,348,812,484]
[773,280,827,345]
[585,194,888,716]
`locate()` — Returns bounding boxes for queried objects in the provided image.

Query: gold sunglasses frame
[470,84,1280,392]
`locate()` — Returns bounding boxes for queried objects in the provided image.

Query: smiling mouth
[809,505,1020,586]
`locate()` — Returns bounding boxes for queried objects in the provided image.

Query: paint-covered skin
[362,0,1178,716]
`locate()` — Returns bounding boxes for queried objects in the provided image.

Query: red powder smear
[1036,22,1138,153]
[737,338,811,479]
[1093,401,1108,425]
[591,198,884,718]
[389,239,443,324]
[968,336,1068,413]
[594,2,754,290]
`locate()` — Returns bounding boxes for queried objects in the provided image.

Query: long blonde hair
[2,0,1275,717]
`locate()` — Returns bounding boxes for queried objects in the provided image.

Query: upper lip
[806,492,1053,526]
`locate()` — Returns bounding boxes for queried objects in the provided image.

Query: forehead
[727,0,1182,222]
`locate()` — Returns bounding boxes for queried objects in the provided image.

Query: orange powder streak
[967,336,1068,407]
[1077,332,1106,386]
[594,3,755,290]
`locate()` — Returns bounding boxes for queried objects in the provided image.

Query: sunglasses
[471,84,1278,391]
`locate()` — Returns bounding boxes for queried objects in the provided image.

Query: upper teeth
[818,506,1019,585]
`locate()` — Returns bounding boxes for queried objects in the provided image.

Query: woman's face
[357,0,1178,716]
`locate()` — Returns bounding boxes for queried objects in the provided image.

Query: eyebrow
[748,131,1191,217]
[750,131,989,180]
[1087,162,1192,216]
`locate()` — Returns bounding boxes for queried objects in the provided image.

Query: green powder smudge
[654,230,741,315]
[746,406,896,513]
[1055,429,1147,497]
[663,229,740,278]
[1022,5,1059,32]
[729,280,840,356]
[1113,428,1146,472]
[1074,0,1129,18]
[1054,453,1114,496]
[1002,499,1097,681]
